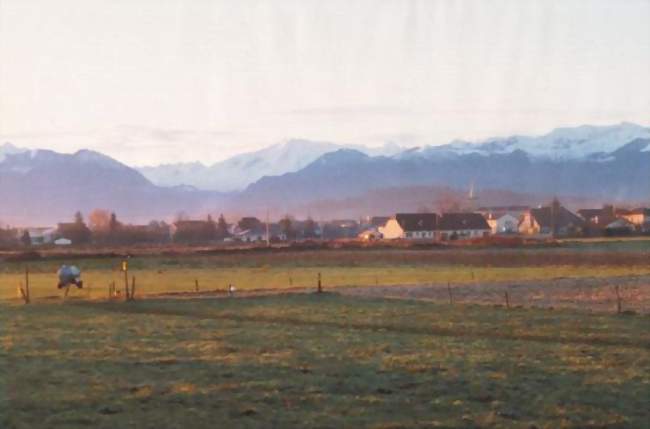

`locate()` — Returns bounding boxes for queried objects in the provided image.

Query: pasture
[2,294,649,428]
[1,243,649,427]
[1,245,649,304]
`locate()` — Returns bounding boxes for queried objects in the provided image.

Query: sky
[1,0,649,166]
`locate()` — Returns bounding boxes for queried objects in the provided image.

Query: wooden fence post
[18,282,29,304]
[615,285,622,314]
[447,282,453,305]
[504,291,510,309]
[195,279,199,293]
[123,266,130,301]
[317,272,322,293]
[130,276,136,301]
[24,268,31,304]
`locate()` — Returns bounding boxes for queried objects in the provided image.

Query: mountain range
[136,139,403,192]
[399,122,650,161]
[138,122,650,191]
[0,145,225,225]
[0,122,648,225]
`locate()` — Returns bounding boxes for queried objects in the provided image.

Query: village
[5,198,650,248]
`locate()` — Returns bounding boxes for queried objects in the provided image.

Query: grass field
[1,248,649,301]
[2,294,649,428]
[2,245,648,427]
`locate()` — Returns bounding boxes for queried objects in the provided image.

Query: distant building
[519,200,584,237]
[56,222,91,245]
[358,229,382,241]
[235,223,286,242]
[485,213,520,235]
[367,216,391,228]
[357,216,389,241]
[615,208,650,227]
[19,227,56,245]
[604,218,636,236]
[477,206,529,235]
[578,205,617,235]
[438,213,491,240]
[379,213,439,240]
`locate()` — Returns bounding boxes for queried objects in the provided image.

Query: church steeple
[467,181,478,212]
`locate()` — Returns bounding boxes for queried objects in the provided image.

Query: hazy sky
[1,0,649,165]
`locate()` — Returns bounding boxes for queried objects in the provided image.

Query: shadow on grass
[73,294,650,350]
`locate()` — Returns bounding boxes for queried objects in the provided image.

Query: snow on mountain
[138,139,404,192]
[408,122,650,160]
[0,142,28,162]
[135,162,208,188]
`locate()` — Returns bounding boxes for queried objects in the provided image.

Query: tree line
[1,209,323,247]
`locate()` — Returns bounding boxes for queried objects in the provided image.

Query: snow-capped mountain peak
[0,142,28,162]
[137,138,405,191]
[404,122,650,160]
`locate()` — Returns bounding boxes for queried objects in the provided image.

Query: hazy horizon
[1,0,649,165]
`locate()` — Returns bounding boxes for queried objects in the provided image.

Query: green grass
[2,294,649,428]
[1,251,648,300]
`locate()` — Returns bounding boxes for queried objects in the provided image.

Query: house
[56,222,91,244]
[604,218,636,236]
[358,229,382,241]
[357,216,389,241]
[578,205,617,235]
[379,213,438,240]
[519,200,584,237]
[236,223,286,242]
[485,213,520,235]
[20,227,56,245]
[615,208,650,227]
[478,206,529,235]
[366,216,390,228]
[438,213,491,240]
